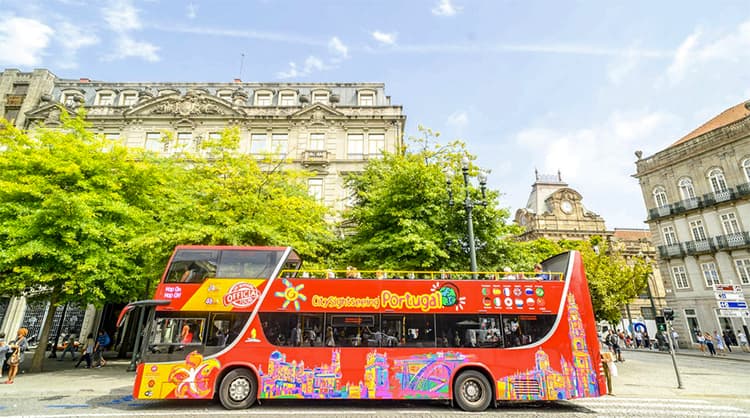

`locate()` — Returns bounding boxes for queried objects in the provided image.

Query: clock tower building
[514,171,610,242]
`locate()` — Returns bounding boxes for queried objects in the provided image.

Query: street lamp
[446,156,487,277]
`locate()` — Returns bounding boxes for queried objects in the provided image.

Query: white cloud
[186,3,197,19]
[276,55,329,79]
[512,110,677,227]
[607,47,641,85]
[102,0,141,32]
[0,16,53,66]
[104,36,159,62]
[55,21,99,69]
[432,0,462,16]
[328,36,348,58]
[666,20,750,84]
[372,30,397,45]
[447,110,469,129]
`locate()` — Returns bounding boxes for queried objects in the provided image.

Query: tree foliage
[0,111,332,371]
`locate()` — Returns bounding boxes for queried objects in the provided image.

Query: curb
[621,347,750,362]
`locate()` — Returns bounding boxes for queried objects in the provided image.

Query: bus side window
[260,312,298,346]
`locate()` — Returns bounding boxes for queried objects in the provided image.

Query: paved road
[0,350,747,417]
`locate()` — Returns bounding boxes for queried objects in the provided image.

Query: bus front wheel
[454,370,492,412]
[219,369,257,410]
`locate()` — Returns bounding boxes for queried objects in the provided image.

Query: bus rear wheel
[219,369,257,410]
[454,370,492,412]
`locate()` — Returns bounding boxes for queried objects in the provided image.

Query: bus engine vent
[513,379,541,396]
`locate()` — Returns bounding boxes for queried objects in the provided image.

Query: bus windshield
[165,249,288,283]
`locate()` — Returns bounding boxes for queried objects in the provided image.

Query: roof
[612,228,651,242]
[672,101,750,146]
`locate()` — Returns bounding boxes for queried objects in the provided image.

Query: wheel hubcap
[229,377,250,402]
[463,379,482,403]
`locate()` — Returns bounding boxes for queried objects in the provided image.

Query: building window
[689,219,707,241]
[177,132,193,152]
[3,109,19,123]
[700,262,720,287]
[358,92,375,106]
[743,159,750,183]
[309,133,325,151]
[640,307,655,320]
[368,133,385,157]
[250,133,267,154]
[308,179,323,202]
[678,178,695,200]
[254,92,272,106]
[279,92,296,106]
[61,92,79,107]
[347,133,364,158]
[671,266,689,289]
[96,92,115,106]
[217,90,233,102]
[104,133,120,141]
[121,92,138,106]
[12,83,29,95]
[271,133,288,157]
[145,132,162,152]
[708,168,728,193]
[312,91,329,104]
[720,212,741,235]
[734,259,750,285]
[653,186,668,208]
[662,226,678,246]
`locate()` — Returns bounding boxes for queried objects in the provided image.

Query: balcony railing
[715,232,750,250]
[672,197,701,214]
[301,150,329,166]
[684,239,715,256]
[736,182,750,197]
[657,244,685,259]
[648,187,743,221]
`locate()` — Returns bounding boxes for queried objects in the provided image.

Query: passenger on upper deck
[534,263,550,281]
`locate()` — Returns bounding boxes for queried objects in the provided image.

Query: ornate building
[634,100,750,347]
[0,67,406,346]
[514,171,609,242]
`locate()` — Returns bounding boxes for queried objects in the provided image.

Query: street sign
[715,291,745,300]
[713,284,743,292]
[718,300,748,309]
[719,309,750,317]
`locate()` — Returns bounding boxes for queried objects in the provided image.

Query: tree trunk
[29,293,58,373]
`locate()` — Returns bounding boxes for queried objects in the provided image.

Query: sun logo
[274,278,307,311]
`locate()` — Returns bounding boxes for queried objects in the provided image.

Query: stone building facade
[634,100,750,346]
[0,68,406,346]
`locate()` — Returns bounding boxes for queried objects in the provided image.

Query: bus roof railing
[278,269,564,281]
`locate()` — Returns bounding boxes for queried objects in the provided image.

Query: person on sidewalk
[601,351,616,395]
[607,329,623,362]
[75,333,94,369]
[705,332,717,356]
[58,334,78,361]
[635,330,643,348]
[714,330,726,355]
[671,329,679,350]
[93,330,111,368]
[739,331,749,352]
[6,328,28,384]
[722,331,733,353]
[0,333,8,379]
[696,331,706,354]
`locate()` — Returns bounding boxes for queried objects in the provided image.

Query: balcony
[684,239,715,256]
[715,232,750,250]
[301,150,329,167]
[657,244,685,259]
[648,205,672,220]
[737,183,750,197]
[672,197,701,214]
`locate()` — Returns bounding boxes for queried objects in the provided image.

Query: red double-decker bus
[119,246,605,411]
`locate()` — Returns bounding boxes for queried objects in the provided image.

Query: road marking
[1,411,436,418]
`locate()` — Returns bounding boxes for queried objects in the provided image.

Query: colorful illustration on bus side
[495,293,599,400]
[274,278,307,311]
[430,282,466,311]
[167,351,221,399]
[259,350,472,400]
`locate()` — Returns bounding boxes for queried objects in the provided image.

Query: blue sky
[2,0,750,230]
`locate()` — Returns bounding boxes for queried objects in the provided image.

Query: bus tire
[453,370,492,412]
[219,368,257,410]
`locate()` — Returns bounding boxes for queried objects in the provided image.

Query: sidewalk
[623,345,750,361]
[1,350,134,396]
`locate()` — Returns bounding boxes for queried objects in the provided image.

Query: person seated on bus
[534,263,550,280]
[502,267,517,280]
[180,263,203,283]
[325,327,335,347]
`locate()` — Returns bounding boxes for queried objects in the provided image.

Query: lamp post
[446,156,487,278]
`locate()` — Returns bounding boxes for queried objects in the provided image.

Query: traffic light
[662,307,674,321]
[655,316,666,332]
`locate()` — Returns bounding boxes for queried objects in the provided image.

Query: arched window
[742,159,750,183]
[678,177,695,200]
[708,168,728,193]
[653,186,668,208]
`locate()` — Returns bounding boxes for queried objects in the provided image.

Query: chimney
[233,78,242,83]
[79,78,90,83]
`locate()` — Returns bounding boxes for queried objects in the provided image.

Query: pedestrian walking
[643,331,651,349]
[0,333,9,379]
[601,351,616,395]
[635,330,643,348]
[75,333,94,369]
[93,330,111,368]
[58,334,78,361]
[671,329,679,350]
[739,331,749,352]
[607,330,623,362]
[722,331,733,353]
[5,327,29,384]
[705,332,717,356]
[696,331,706,354]
[714,330,726,355]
